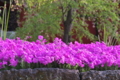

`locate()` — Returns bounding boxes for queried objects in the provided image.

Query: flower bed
[0,35,120,71]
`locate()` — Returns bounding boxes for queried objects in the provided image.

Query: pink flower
[0,62,3,68]
[32,58,38,63]
[38,35,43,40]
[9,59,18,67]
[24,56,32,63]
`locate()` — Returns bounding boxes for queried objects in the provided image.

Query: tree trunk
[62,7,73,44]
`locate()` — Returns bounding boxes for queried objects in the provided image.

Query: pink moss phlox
[0,35,120,69]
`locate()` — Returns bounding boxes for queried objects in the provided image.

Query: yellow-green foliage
[16,0,120,45]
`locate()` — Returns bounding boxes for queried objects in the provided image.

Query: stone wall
[0,68,120,80]
[81,70,120,80]
[0,68,80,80]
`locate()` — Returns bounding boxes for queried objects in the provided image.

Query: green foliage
[73,0,120,45]
[16,0,120,45]
[16,0,63,41]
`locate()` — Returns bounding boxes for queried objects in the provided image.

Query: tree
[16,0,120,45]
